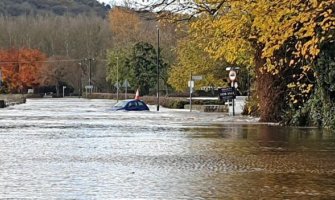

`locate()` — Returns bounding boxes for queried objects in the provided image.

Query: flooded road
[0,98,335,199]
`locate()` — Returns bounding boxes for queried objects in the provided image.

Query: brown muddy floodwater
[0,98,334,199]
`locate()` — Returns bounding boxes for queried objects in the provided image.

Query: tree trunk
[254,47,285,122]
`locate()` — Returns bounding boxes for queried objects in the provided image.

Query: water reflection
[0,99,334,199]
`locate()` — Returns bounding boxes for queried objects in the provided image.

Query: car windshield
[114,100,129,107]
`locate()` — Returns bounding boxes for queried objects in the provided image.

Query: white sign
[122,80,131,88]
[229,70,237,81]
[192,75,203,81]
[231,81,238,88]
[188,80,194,88]
[226,67,240,71]
[85,85,93,89]
[114,82,120,88]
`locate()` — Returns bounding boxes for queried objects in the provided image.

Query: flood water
[0,98,335,199]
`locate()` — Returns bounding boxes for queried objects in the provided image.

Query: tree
[39,56,80,96]
[108,7,182,65]
[106,49,132,91]
[168,36,227,92]
[0,48,46,93]
[125,42,167,95]
[155,0,335,123]
[0,14,112,93]
[108,7,143,48]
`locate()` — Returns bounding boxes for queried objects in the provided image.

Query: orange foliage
[0,48,46,93]
[108,7,143,46]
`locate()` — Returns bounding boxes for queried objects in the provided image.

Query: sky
[97,0,112,5]
[97,0,155,7]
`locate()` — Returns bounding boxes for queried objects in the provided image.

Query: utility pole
[156,26,160,112]
[189,72,192,112]
[85,58,94,94]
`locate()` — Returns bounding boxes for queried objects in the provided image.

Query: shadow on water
[183,124,335,149]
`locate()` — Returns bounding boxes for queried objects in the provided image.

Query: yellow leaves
[298,37,321,59]
[170,0,334,95]
[289,59,295,66]
[287,83,296,89]
[302,84,314,94]
[302,65,312,72]
[310,0,318,8]
[168,36,227,91]
[287,82,313,104]
[256,0,335,77]
[189,10,255,66]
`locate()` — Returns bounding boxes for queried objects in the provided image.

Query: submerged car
[111,99,150,111]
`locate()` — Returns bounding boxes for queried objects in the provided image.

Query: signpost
[223,67,240,116]
[63,86,66,98]
[218,87,236,101]
[229,70,237,81]
[85,85,93,97]
[122,80,130,99]
[114,82,121,102]
[192,75,203,81]
[188,74,203,112]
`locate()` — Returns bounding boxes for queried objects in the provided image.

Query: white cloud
[97,0,158,7]
[97,0,110,4]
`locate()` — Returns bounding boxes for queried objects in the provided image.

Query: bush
[242,96,260,116]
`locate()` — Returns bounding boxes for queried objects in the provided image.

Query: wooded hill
[0,0,111,17]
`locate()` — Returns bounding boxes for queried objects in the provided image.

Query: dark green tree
[126,42,167,96]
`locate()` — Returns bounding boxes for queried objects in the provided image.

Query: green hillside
[0,0,111,17]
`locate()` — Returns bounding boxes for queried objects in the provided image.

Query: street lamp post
[88,58,92,89]
[156,26,160,112]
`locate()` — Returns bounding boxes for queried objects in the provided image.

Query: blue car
[112,99,150,111]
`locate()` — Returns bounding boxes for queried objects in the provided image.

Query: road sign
[218,87,236,100]
[226,67,240,71]
[188,80,194,88]
[114,82,121,88]
[192,75,203,80]
[122,80,131,88]
[229,70,237,81]
[85,85,93,89]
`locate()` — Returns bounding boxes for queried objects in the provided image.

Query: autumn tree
[0,15,112,93]
[108,7,181,64]
[0,48,46,93]
[168,36,227,92]
[155,0,335,125]
[108,7,143,48]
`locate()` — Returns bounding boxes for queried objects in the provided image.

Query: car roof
[120,99,145,103]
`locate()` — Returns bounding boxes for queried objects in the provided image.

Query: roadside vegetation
[151,0,335,128]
